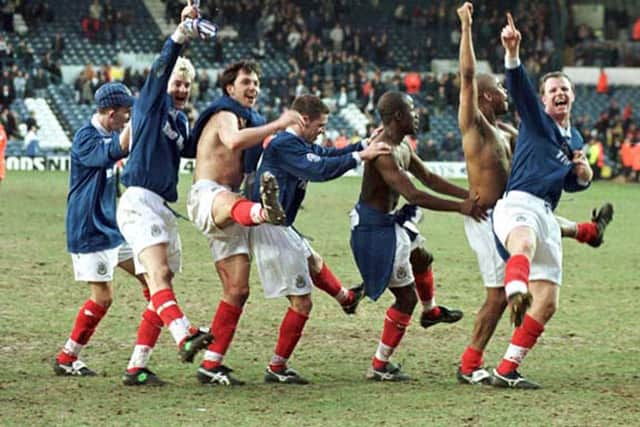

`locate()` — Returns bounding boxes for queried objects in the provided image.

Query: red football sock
[497,314,544,375]
[151,288,188,346]
[141,286,151,302]
[126,307,163,373]
[137,307,163,347]
[460,346,484,375]
[372,307,412,370]
[504,254,530,298]
[269,308,309,371]
[310,263,350,304]
[414,268,440,318]
[575,222,598,244]
[202,301,243,370]
[57,299,108,365]
[230,198,264,226]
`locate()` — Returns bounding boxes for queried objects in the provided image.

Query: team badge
[295,275,306,289]
[97,262,108,276]
[151,224,162,237]
[397,266,408,280]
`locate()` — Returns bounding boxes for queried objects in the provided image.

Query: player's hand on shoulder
[457,2,473,25]
[276,109,304,130]
[360,141,392,161]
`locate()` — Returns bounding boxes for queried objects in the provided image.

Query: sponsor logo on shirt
[162,120,184,151]
[306,153,321,162]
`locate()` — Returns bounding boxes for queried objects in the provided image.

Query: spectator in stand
[620,135,634,180]
[0,106,17,139]
[632,16,640,40]
[417,138,438,161]
[587,130,605,180]
[335,84,348,109]
[25,123,40,157]
[633,141,640,182]
[83,0,103,42]
[51,33,65,61]
[32,68,49,98]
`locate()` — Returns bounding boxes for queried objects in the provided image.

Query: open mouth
[554,98,568,107]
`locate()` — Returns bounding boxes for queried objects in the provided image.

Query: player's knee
[90,282,113,308]
[307,252,324,275]
[409,248,433,273]
[291,295,312,315]
[225,284,250,306]
[150,265,174,289]
[394,287,418,313]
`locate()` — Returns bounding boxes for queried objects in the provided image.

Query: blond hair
[172,56,195,81]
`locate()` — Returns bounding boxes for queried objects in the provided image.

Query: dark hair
[539,71,574,95]
[219,60,262,96]
[377,91,410,125]
[290,94,329,120]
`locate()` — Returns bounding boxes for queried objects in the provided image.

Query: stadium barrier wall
[3,156,470,179]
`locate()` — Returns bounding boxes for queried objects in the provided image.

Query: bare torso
[360,140,412,213]
[462,118,514,209]
[193,112,247,189]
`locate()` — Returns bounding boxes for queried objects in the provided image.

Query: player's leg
[212,172,286,227]
[307,246,364,315]
[503,225,536,327]
[458,288,506,384]
[117,255,165,386]
[197,254,249,386]
[367,284,416,382]
[54,280,112,376]
[139,244,211,362]
[264,293,312,385]
[491,279,557,389]
[556,203,614,248]
[54,247,121,377]
[410,247,463,328]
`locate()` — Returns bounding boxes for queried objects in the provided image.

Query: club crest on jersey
[151,224,162,237]
[97,262,108,276]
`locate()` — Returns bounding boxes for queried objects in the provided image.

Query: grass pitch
[0,171,638,426]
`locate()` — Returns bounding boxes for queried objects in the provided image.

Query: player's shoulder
[72,122,101,146]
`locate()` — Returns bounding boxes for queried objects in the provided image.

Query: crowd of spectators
[1,0,640,179]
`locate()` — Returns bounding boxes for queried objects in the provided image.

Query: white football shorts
[388,223,422,289]
[464,214,505,288]
[493,190,562,285]
[249,224,313,299]
[187,179,250,262]
[116,186,182,275]
[71,242,134,282]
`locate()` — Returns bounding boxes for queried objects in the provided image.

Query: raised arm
[213,109,304,152]
[501,13,547,130]
[457,2,479,134]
